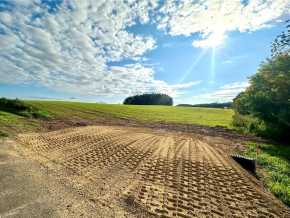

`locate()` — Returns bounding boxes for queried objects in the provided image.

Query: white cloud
[190,81,250,103]
[157,0,290,48]
[0,0,289,100]
[170,81,202,89]
[108,64,201,97]
[0,0,194,98]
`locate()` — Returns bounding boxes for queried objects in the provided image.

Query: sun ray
[179,48,208,83]
[209,47,216,84]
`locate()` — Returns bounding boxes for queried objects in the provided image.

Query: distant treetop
[176,102,232,109]
[123,93,173,106]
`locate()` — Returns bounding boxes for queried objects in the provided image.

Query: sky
[0,0,289,104]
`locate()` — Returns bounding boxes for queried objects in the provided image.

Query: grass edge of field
[241,142,290,207]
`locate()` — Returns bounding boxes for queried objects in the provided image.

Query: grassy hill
[28,101,234,127]
[0,100,234,137]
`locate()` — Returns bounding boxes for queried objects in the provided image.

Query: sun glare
[207,31,226,48]
[210,46,216,83]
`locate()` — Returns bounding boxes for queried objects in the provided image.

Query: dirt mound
[16,126,289,217]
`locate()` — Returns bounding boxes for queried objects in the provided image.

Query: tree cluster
[123,93,173,106]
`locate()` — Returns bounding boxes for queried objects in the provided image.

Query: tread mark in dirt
[17,126,290,218]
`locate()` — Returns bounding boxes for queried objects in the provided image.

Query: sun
[207,31,226,48]
[192,29,226,48]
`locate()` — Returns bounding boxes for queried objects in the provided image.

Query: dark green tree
[271,20,290,57]
[233,55,290,140]
[123,93,173,106]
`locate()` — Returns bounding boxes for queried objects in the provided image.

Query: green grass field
[243,142,290,206]
[0,100,233,137]
[26,101,234,127]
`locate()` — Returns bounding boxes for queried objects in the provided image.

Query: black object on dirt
[231,154,256,174]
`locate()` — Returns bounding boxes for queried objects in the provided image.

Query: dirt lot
[1,125,289,217]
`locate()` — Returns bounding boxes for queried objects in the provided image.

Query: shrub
[123,93,173,106]
[0,98,50,118]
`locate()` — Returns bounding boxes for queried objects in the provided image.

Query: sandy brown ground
[1,125,289,217]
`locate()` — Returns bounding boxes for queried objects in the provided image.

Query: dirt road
[2,125,289,217]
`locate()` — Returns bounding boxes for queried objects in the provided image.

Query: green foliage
[232,113,266,134]
[243,142,290,206]
[123,93,173,106]
[233,55,290,141]
[271,20,290,56]
[0,98,50,119]
[0,98,28,113]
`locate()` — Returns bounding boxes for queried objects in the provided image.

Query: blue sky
[0,0,289,104]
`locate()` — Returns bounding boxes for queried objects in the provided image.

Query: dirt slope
[6,125,290,217]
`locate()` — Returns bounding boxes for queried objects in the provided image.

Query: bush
[232,113,264,134]
[0,98,50,118]
[0,98,27,112]
[123,93,173,106]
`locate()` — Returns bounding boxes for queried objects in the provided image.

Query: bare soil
[1,125,287,217]
[42,117,264,143]
[0,138,103,217]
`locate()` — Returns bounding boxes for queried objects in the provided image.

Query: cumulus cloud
[0,0,194,97]
[157,0,290,48]
[191,81,250,103]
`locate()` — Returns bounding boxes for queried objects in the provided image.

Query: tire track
[17,125,290,218]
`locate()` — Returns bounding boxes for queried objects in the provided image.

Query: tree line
[177,102,232,108]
